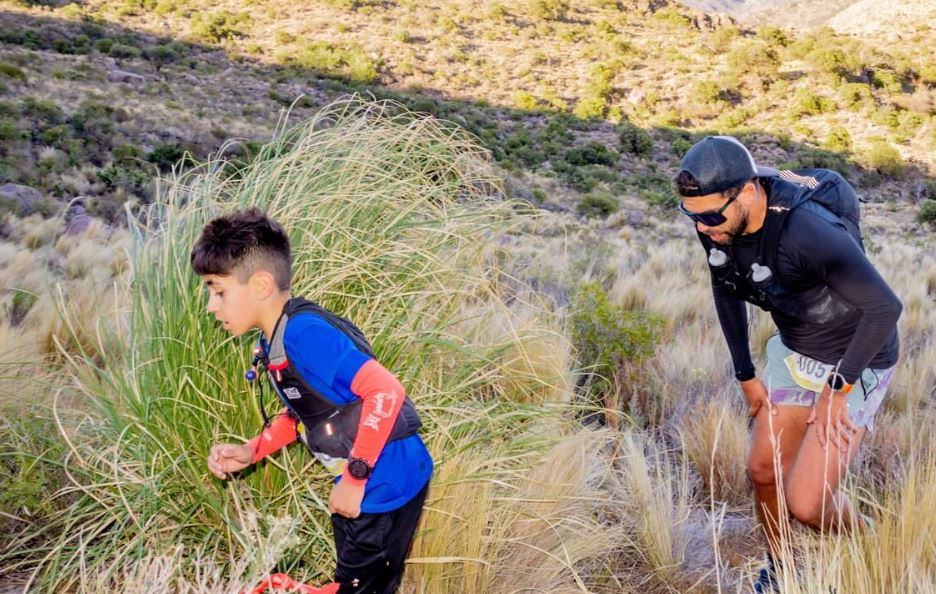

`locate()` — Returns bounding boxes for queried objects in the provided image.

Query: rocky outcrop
[107,69,146,85]
[0,183,44,216]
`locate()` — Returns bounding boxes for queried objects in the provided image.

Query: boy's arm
[340,359,407,486]
[246,408,299,463]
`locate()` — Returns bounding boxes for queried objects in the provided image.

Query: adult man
[674,136,901,592]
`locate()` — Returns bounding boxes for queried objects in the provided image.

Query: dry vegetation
[0,0,935,592]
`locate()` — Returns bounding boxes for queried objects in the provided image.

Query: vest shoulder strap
[266,298,376,365]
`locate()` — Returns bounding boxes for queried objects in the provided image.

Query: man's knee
[747,453,777,487]
[786,493,822,527]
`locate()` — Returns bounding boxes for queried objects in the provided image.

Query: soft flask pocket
[305,404,360,458]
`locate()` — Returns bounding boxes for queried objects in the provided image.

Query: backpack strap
[284,298,376,358]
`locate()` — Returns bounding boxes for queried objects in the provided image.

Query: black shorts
[331,482,429,594]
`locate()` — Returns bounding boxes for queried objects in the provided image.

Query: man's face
[203,273,259,337]
[681,186,749,245]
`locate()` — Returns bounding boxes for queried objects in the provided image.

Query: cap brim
[755,165,779,178]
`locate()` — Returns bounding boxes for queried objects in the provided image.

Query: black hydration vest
[700,169,864,326]
[258,298,421,459]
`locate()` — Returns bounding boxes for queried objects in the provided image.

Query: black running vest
[699,169,864,326]
[258,298,421,459]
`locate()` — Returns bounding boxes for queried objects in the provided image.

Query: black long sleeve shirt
[708,205,901,384]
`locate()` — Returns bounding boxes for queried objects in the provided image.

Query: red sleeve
[246,409,298,463]
[341,359,406,486]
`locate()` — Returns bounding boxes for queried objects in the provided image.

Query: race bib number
[783,353,832,392]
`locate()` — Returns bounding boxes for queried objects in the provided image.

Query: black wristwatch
[826,372,853,394]
[346,457,373,481]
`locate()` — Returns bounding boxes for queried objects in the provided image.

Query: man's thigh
[748,403,812,483]
[786,424,866,507]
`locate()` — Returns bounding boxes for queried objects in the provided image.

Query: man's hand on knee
[741,378,776,418]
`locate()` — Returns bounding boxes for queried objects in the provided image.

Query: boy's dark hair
[190,207,292,290]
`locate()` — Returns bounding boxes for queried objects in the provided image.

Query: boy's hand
[207,443,253,479]
[328,479,365,519]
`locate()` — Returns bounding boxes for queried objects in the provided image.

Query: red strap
[342,359,407,486]
[246,410,298,463]
[267,360,289,371]
[244,573,338,594]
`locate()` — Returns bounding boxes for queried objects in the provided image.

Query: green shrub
[0,120,22,142]
[112,143,144,165]
[823,125,852,152]
[784,148,848,174]
[839,82,872,110]
[653,7,690,27]
[513,91,539,111]
[60,3,84,18]
[920,64,936,87]
[692,79,728,106]
[109,43,142,59]
[146,44,181,70]
[573,95,607,119]
[870,68,902,93]
[572,62,620,120]
[577,191,619,218]
[95,38,114,53]
[552,160,597,192]
[0,62,27,82]
[570,281,663,398]
[40,124,71,147]
[20,97,64,124]
[707,26,740,50]
[642,187,679,209]
[865,140,905,177]
[528,0,569,21]
[806,48,849,75]
[671,137,692,157]
[726,41,779,77]
[500,129,545,168]
[98,163,150,195]
[190,11,249,43]
[70,101,116,161]
[756,26,789,47]
[146,142,193,171]
[791,89,836,116]
[619,123,653,156]
[290,41,380,84]
[917,200,936,226]
[565,142,616,166]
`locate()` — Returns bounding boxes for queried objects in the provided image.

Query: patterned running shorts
[764,333,895,432]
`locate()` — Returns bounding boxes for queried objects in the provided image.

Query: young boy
[190,208,433,594]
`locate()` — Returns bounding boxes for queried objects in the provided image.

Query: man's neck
[259,292,292,338]
[744,181,768,234]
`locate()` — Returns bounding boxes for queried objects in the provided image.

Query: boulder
[0,183,44,215]
[627,209,647,227]
[107,69,146,85]
[64,199,93,236]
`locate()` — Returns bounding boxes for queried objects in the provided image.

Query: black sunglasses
[678,185,744,227]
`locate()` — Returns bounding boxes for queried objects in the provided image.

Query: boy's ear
[249,270,278,299]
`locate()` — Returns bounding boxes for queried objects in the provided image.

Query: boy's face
[202,274,260,337]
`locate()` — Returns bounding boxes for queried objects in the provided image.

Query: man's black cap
[676,136,778,197]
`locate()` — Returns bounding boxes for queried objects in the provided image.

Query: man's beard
[710,209,748,245]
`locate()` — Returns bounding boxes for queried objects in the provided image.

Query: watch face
[348,459,370,480]
[828,374,846,390]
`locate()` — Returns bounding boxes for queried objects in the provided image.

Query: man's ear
[740,181,758,204]
[249,270,278,300]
